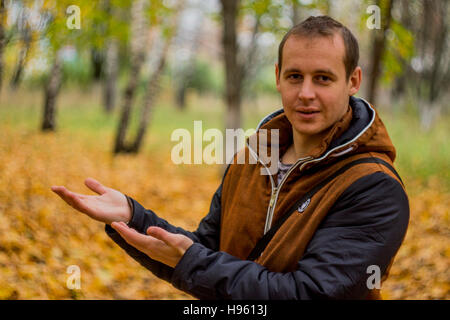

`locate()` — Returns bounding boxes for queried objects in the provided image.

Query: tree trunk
[91,48,104,81]
[113,0,147,154]
[113,60,142,153]
[176,84,187,109]
[427,0,447,103]
[175,33,202,110]
[391,0,412,98]
[174,3,204,110]
[220,0,242,131]
[41,53,62,131]
[240,12,261,96]
[367,0,395,105]
[129,42,169,153]
[417,0,448,130]
[292,0,300,25]
[10,26,31,89]
[128,1,183,153]
[103,38,118,113]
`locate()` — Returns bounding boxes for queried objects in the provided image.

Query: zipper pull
[269,188,278,207]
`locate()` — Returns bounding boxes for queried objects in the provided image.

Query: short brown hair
[278,15,359,80]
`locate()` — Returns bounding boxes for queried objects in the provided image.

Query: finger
[52,186,87,200]
[51,186,77,206]
[84,177,107,195]
[146,226,177,247]
[111,222,149,248]
[52,186,89,212]
[117,221,139,234]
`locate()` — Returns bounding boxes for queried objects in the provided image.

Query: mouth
[294,108,320,120]
[295,107,320,114]
[298,110,319,114]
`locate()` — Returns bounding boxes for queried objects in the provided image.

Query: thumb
[84,177,107,195]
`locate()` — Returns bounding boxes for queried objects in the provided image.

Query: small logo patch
[298,198,310,213]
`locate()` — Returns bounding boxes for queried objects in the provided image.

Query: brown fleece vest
[219,106,403,299]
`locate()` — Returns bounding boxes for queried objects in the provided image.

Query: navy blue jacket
[105,98,410,300]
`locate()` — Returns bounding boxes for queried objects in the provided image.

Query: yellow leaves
[381,178,450,299]
[0,287,20,300]
[0,117,448,299]
[0,125,205,299]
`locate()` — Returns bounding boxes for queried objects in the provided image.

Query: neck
[281,128,329,164]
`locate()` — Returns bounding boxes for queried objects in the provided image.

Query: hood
[247,96,396,170]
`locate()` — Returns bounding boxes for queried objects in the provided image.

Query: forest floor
[0,89,448,299]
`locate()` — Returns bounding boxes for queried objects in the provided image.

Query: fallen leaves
[0,124,448,299]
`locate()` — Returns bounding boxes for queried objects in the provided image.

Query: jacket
[105,96,410,300]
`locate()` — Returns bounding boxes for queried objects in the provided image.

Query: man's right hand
[51,178,132,225]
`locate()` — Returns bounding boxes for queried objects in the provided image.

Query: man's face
[276,33,361,141]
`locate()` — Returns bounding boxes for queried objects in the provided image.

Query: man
[52,16,409,299]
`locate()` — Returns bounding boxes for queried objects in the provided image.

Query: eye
[287,74,302,81]
[316,75,331,83]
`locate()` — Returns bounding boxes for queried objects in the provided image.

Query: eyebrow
[283,68,338,78]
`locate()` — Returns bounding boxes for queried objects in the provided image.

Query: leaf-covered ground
[0,125,448,299]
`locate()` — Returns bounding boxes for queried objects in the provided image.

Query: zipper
[248,97,376,236]
[247,145,277,235]
[264,187,277,234]
[246,130,313,234]
[262,156,312,234]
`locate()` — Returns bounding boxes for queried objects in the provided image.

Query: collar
[248,96,377,167]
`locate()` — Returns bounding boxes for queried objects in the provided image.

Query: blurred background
[0,0,448,299]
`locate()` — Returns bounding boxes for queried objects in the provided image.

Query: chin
[292,125,323,137]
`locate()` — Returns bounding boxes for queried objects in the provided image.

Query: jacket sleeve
[104,182,224,282]
[170,172,410,299]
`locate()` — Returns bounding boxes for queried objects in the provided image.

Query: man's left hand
[111,221,194,268]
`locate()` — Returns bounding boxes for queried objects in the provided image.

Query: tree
[387,0,448,129]
[114,0,180,154]
[219,0,286,132]
[127,35,171,153]
[39,0,69,132]
[103,38,119,113]
[113,0,148,153]
[173,3,205,110]
[10,16,32,89]
[41,50,62,131]
[220,0,242,132]
[391,0,414,98]
[414,0,449,129]
[101,0,121,113]
[367,0,396,106]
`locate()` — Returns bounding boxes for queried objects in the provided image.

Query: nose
[298,78,316,102]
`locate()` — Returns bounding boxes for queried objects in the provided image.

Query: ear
[348,66,362,96]
[275,63,281,92]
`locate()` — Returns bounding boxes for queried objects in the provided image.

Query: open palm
[51,178,132,224]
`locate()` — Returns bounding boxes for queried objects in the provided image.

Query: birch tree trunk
[129,41,169,153]
[128,1,183,153]
[10,26,31,89]
[103,38,119,113]
[41,52,62,131]
[367,0,395,105]
[113,0,147,153]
